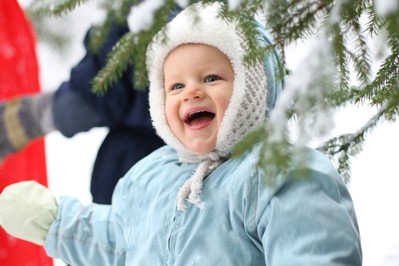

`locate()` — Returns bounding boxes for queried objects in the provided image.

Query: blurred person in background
[0,4,164,206]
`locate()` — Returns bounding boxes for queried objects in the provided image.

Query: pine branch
[92,0,177,92]
[355,48,399,106]
[85,1,126,53]
[28,0,399,184]
[233,124,310,186]
[88,20,113,54]
[346,21,372,87]
[318,103,387,182]
[266,0,332,45]
[330,24,351,93]
[91,33,137,94]
[27,0,91,17]
[364,5,384,36]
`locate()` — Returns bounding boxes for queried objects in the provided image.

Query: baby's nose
[183,84,204,101]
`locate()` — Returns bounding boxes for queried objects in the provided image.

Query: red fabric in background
[0,0,53,265]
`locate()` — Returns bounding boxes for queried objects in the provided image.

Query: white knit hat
[146,2,281,210]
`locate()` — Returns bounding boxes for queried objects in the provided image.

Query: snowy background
[17,1,399,265]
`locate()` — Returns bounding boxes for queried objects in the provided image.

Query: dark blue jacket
[53,23,164,204]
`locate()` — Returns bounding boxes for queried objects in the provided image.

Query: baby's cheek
[164,101,173,124]
[164,101,181,136]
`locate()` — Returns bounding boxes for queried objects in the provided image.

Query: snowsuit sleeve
[44,177,131,265]
[254,150,362,265]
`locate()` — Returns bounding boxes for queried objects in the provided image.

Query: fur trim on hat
[147,2,267,162]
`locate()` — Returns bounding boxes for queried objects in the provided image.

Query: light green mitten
[0,181,58,245]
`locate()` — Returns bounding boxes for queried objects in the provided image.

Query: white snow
[375,0,399,16]
[271,31,336,145]
[227,0,242,10]
[127,0,165,34]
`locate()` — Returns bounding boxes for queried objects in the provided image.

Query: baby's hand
[0,181,58,245]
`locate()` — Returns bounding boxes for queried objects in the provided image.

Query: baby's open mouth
[185,110,215,127]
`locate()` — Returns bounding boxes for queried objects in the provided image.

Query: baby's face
[163,44,234,155]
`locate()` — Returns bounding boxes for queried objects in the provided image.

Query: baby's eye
[205,75,221,83]
[171,83,185,90]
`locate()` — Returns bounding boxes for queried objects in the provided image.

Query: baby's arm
[0,180,128,265]
[44,178,129,265]
[45,197,127,265]
[256,153,362,265]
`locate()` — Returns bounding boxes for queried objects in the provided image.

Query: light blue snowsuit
[45,145,362,265]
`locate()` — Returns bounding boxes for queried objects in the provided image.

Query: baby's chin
[189,149,214,157]
[186,143,216,157]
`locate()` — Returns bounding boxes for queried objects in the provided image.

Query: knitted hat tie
[177,152,223,211]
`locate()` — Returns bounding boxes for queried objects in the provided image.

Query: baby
[0,2,362,265]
